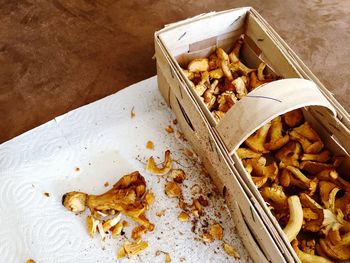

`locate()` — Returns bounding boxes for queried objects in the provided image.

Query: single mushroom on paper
[146,150,173,175]
[62,171,155,237]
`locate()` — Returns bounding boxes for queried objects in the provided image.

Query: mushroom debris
[181,34,280,123]
[237,108,350,262]
[146,150,240,259]
[62,171,154,257]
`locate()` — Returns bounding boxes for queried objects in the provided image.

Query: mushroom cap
[236,148,262,159]
[188,58,209,72]
[282,109,304,128]
[62,191,87,212]
[275,141,301,167]
[293,122,322,142]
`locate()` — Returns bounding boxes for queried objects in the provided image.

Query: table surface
[1,0,349,143]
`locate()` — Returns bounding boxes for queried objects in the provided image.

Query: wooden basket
[155,6,350,263]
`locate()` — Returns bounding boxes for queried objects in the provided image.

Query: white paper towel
[0,77,251,263]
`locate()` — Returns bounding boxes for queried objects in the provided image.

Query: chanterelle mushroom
[282,109,304,128]
[275,141,301,167]
[290,122,324,154]
[63,171,154,231]
[86,171,146,213]
[287,166,318,194]
[217,91,237,113]
[232,76,248,99]
[300,161,334,175]
[243,157,268,188]
[335,191,350,220]
[228,61,254,77]
[317,169,339,183]
[146,150,172,175]
[194,83,207,97]
[280,169,308,190]
[316,170,350,193]
[209,68,224,79]
[193,71,211,96]
[280,167,318,196]
[245,122,271,153]
[188,58,209,72]
[300,193,346,235]
[228,36,243,62]
[236,147,262,159]
[243,157,278,188]
[203,86,217,111]
[181,69,194,80]
[208,53,219,70]
[294,122,322,142]
[227,38,255,77]
[301,151,331,163]
[300,239,316,256]
[264,116,290,151]
[299,193,323,232]
[290,130,324,154]
[319,181,341,212]
[292,240,333,263]
[248,71,273,91]
[319,231,350,260]
[257,62,266,81]
[216,48,233,81]
[260,184,288,210]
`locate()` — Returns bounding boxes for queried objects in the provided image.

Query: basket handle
[216,78,336,155]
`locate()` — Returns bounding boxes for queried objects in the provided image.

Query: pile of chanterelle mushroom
[236,109,350,262]
[181,35,279,123]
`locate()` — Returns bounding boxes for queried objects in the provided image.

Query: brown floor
[1,0,349,143]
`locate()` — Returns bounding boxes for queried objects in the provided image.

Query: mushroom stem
[283,195,303,242]
[292,240,333,263]
[302,151,331,163]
